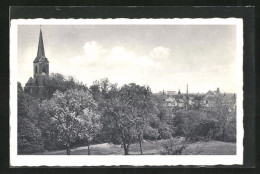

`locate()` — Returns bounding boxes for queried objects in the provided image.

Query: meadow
[38,140,236,155]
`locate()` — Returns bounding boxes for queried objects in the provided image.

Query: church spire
[34,28,48,63]
[37,28,45,57]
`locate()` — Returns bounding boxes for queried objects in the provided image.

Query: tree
[89,83,102,102]
[41,89,98,155]
[78,108,102,155]
[89,79,122,145]
[143,125,159,141]
[172,108,219,142]
[103,83,157,155]
[208,94,236,142]
[121,84,158,154]
[193,94,204,109]
[153,96,175,140]
[17,83,44,154]
[102,93,136,155]
[44,73,87,99]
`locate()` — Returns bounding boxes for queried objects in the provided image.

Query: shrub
[224,117,236,142]
[143,126,159,140]
[157,124,173,139]
[188,118,218,142]
[160,137,187,155]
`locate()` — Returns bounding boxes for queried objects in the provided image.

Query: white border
[10,18,244,166]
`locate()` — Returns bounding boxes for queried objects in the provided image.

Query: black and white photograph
[10,19,244,166]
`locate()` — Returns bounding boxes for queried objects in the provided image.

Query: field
[38,140,236,155]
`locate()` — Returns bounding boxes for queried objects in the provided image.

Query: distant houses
[155,87,236,112]
[165,97,177,107]
[166,91,177,96]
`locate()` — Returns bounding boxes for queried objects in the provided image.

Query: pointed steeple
[37,28,45,57]
[34,28,48,63]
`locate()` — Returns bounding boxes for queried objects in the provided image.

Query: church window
[42,66,46,74]
[35,65,38,74]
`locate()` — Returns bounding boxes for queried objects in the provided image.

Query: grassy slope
[183,141,236,155]
[38,140,236,155]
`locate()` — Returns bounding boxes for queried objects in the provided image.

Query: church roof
[26,77,35,85]
[206,90,215,95]
[34,28,49,63]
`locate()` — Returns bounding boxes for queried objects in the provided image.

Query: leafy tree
[172,109,218,142]
[89,83,102,102]
[97,78,111,97]
[41,89,98,155]
[102,83,157,155]
[78,108,102,155]
[102,92,136,155]
[38,104,62,151]
[172,93,236,143]
[89,79,120,144]
[155,96,170,122]
[193,94,205,109]
[120,84,158,154]
[44,73,87,99]
[89,78,119,112]
[208,94,236,142]
[153,96,176,139]
[44,73,67,98]
[17,83,44,154]
[143,126,159,140]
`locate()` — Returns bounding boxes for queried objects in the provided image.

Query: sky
[17,24,237,93]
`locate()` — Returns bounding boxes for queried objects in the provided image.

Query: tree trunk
[139,139,143,155]
[139,134,143,155]
[123,143,129,155]
[87,144,90,155]
[222,128,226,141]
[66,145,71,155]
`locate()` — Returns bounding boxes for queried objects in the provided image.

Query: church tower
[24,28,49,98]
[33,28,49,83]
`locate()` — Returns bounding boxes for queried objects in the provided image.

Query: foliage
[77,108,102,155]
[206,94,236,142]
[18,74,236,154]
[41,89,99,154]
[153,96,176,139]
[172,109,218,142]
[44,73,88,99]
[172,94,236,142]
[89,78,119,144]
[18,117,44,154]
[224,116,236,142]
[102,83,158,154]
[157,123,174,139]
[17,83,44,154]
[160,137,187,155]
[143,126,159,140]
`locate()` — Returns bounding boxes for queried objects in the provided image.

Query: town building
[165,97,177,107]
[166,91,177,96]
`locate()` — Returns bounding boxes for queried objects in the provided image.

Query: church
[24,28,49,98]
